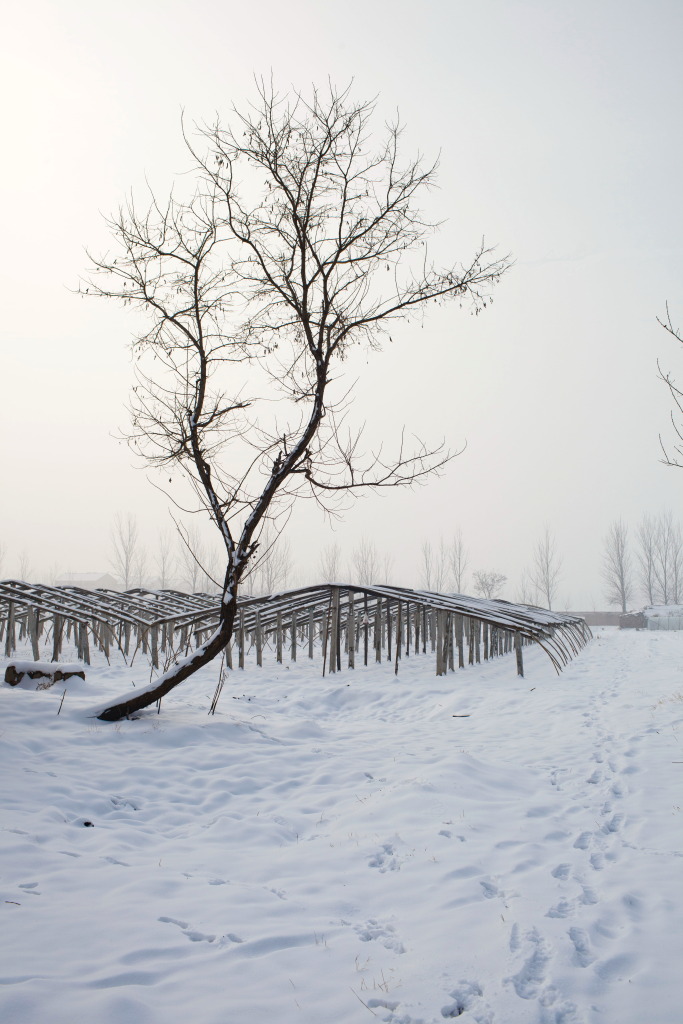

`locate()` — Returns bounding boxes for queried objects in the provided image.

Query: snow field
[1,628,682,1023]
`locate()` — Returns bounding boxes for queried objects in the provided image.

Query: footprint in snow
[546,898,574,919]
[368,842,401,872]
[441,979,492,1022]
[568,927,595,967]
[354,918,405,953]
[158,916,216,943]
[551,863,571,880]
[506,927,552,1000]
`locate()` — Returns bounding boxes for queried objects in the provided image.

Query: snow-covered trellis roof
[0,580,590,677]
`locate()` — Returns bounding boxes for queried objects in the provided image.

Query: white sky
[2,0,683,607]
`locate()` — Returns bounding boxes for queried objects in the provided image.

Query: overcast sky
[2,0,683,607]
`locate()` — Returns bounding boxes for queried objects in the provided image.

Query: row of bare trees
[602,512,683,611]
[109,514,294,594]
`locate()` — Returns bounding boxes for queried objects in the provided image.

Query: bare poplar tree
[448,530,468,593]
[601,519,633,612]
[380,550,394,585]
[155,530,176,590]
[319,543,342,583]
[110,514,139,590]
[472,570,507,599]
[516,569,537,605]
[420,538,448,591]
[530,527,562,610]
[420,539,434,590]
[652,510,683,604]
[636,514,656,603]
[133,549,150,589]
[247,527,292,595]
[84,81,510,719]
[177,524,205,593]
[350,538,381,587]
[17,550,33,583]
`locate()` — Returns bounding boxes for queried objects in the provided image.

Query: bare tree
[110,514,139,590]
[84,81,510,719]
[652,510,683,604]
[636,514,657,603]
[319,542,342,583]
[448,530,468,593]
[530,527,562,610]
[516,569,537,605]
[350,537,381,587]
[420,539,434,590]
[420,538,447,592]
[199,543,223,594]
[601,519,633,612]
[177,524,205,593]
[380,550,394,585]
[472,570,507,599]
[155,530,176,590]
[17,549,33,582]
[133,548,150,589]
[658,303,683,467]
[247,526,292,595]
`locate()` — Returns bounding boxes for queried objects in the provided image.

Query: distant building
[620,606,683,630]
[571,611,621,627]
[619,611,646,629]
[55,572,120,592]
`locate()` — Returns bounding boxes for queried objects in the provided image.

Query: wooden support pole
[149,625,158,668]
[52,614,63,663]
[291,609,297,663]
[406,602,411,656]
[276,612,283,664]
[347,592,355,669]
[514,632,524,677]
[336,590,342,672]
[394,601,402,674]
[386,599,392,662]
[448,614,454,671]
[374,601,382,664]
[435,610,444,676]
[28,607,40,661]
[363,595,369,666]
[475,620,481,664]
[329,589,339,674]
[81,622,91,666]
[239,611,245,669]
[308,607,315,659]
[455,614,465,669]
[256,612,263,667]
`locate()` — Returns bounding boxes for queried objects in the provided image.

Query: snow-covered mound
[1,629,681,1023]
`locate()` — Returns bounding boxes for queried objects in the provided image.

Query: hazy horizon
[3,0,683,609]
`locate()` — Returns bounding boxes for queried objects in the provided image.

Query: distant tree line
[601,512,683,611]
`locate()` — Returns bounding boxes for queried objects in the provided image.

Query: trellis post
[347,592,355,669]
[514,632,524,677]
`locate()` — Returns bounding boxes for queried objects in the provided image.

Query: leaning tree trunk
[95,595,238,721]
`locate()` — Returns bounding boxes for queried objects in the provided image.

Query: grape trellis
[0,580,590,679]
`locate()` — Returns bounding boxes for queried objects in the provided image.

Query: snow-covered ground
[1,627,681,1024]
